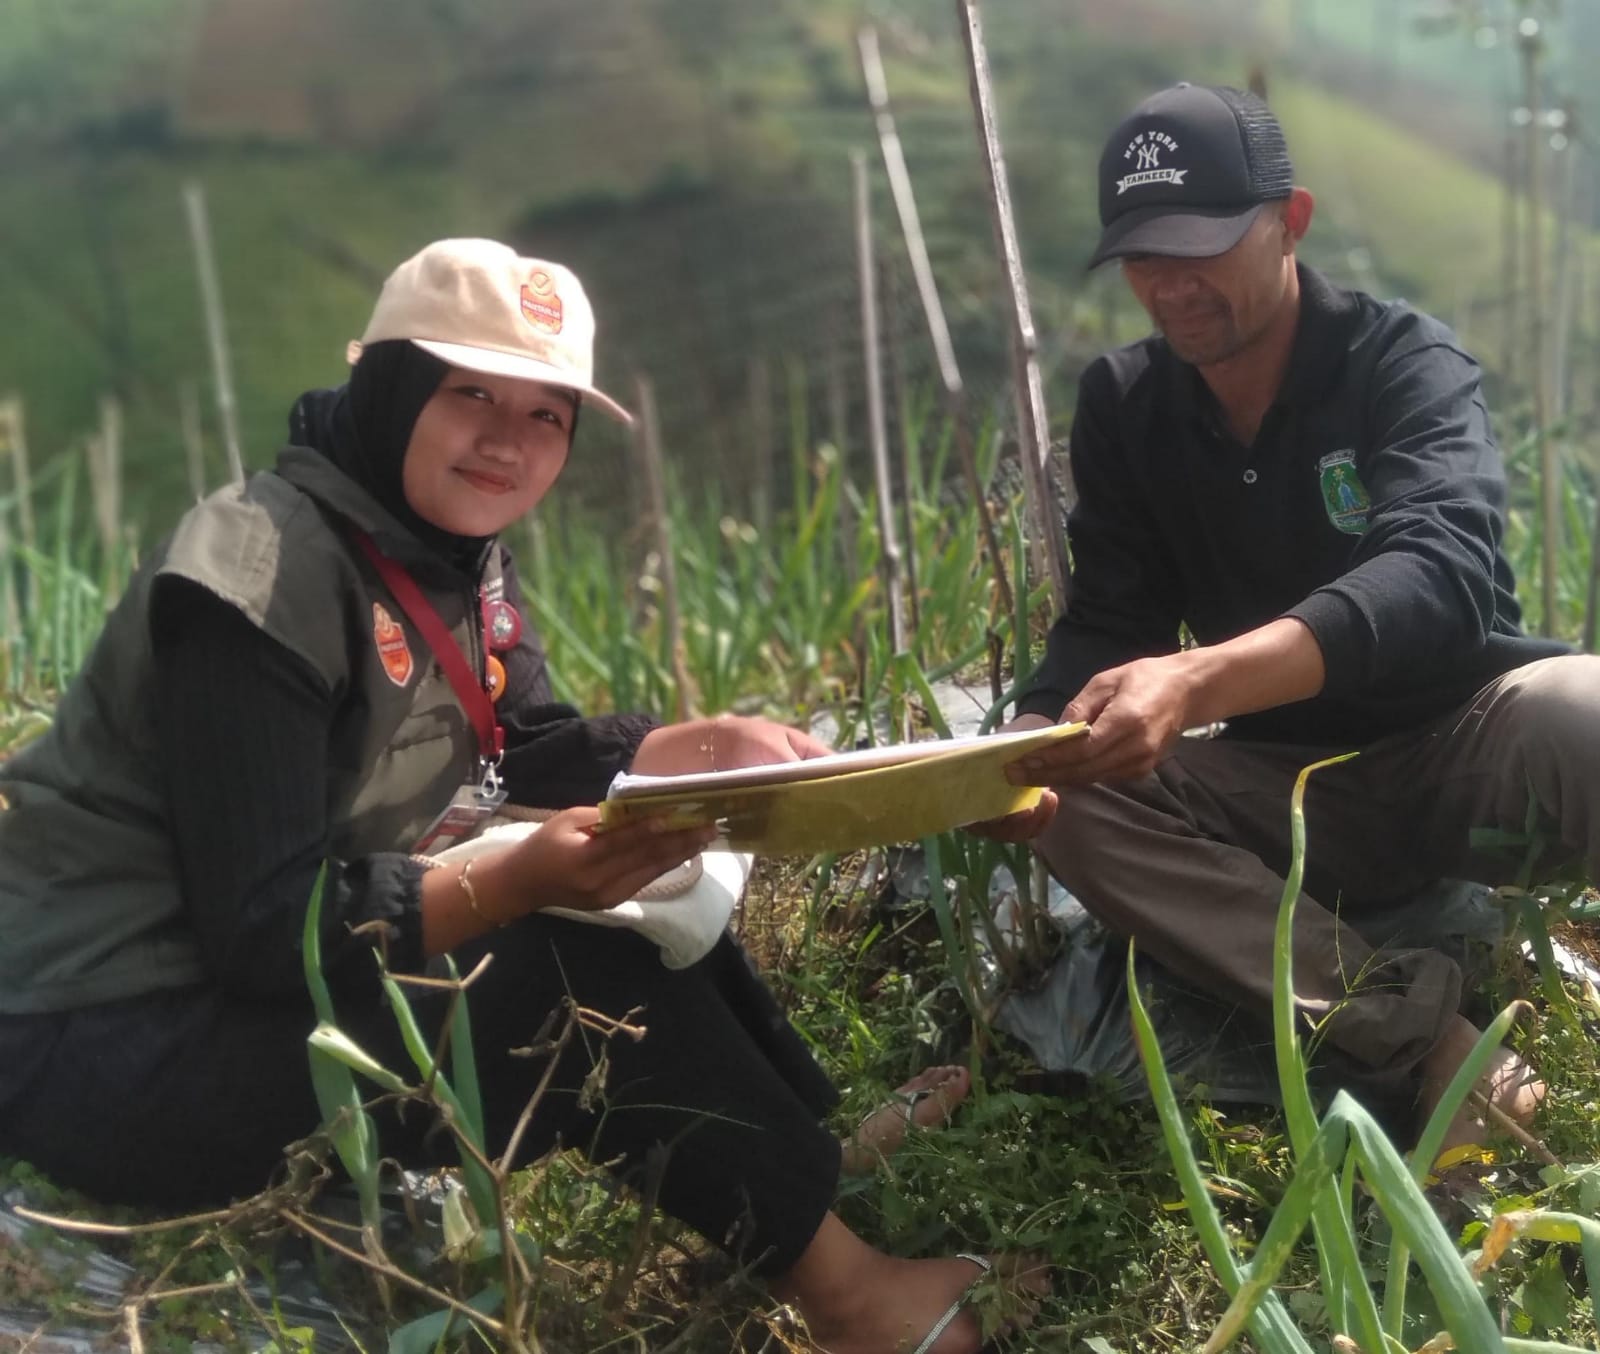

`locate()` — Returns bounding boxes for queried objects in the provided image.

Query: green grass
[3,412,1597,1349]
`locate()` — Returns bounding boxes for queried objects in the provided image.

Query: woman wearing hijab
[0,241,1034,1352]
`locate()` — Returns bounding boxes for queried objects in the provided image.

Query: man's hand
[963,787,1059,842]
[963,712,1061,842]
[1001,617,1328,791]
[1005,653,1198,787]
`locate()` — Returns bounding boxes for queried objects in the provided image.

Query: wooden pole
[852,149,908,659]
[85,395,123,580]
[825,340,857,582]
[633,373,695,721]
[179,381,207,503]
[1588,161,1600,425]
[0,397,39,617]
[1583,489,1600,654]
[858,26,962,399]
[1501,127,1520,391]
[857,23,1015,620]
[1,398,38,561]
[1549,114,1580,424]
[747,355,774,533]
[881,240,924,650]
[183,181,245,486]
[955,0,1071,618]
[0,503,16,682]
[0,400,19,658]
[1517,25,1556,635]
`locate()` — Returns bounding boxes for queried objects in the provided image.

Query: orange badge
[372,602,414,687]
[485,653,507,702]
[520,270,564,335]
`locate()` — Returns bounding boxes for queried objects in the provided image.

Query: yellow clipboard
[599,722,1086,855]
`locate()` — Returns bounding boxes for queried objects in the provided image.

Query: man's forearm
[1176,616,1326,728]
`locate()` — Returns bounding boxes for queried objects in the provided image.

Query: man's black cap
[1088,83,1293,269]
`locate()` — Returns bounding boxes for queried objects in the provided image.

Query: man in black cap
[991,83,1600,1151]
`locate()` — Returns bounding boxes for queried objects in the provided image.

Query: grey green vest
[0,447,493,1014]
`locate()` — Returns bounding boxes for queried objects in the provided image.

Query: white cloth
[430,822,752,969]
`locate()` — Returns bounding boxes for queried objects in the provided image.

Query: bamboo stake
[1517,23,1556,635]
[633,373,695,721]
[1,396,39,617]
[1548,114,1580,423]
[0,403,20,687]
[881,240,924,651]
[858,26,961,400]
[526,515,551,595]
[1589,165,1600,426]
[85,395,122,571]
[183,181,245,486]
[179,380,207,503]
[0,504,17,680]
[852,150,908,660]
[2,397,37,557]
[747,355,774,534]
[826,339,858,583]
[858,24,1015,620]
[1583,493,1600,654]
[955,0,1071,618]
[1501,127,1520,390]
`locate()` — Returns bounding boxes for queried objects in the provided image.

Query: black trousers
[0,920,841,1277]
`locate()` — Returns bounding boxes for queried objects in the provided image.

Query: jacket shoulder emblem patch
[1317,450,1372,535]
[372,601,415,687]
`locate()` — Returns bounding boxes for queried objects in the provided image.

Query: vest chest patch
[372,601,415,687]
[1317,450,1371,535]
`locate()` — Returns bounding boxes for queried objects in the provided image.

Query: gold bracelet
[457,858,496,926]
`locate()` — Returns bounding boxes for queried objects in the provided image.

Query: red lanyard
[352,531,504,763]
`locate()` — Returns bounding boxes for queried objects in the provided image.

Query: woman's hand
[629,715,832,776]
[702,714,832,769]
[487,807,717,914]
[423,808,718,954]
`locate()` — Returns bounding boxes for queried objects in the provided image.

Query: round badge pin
[485,654,508,703]
[484,600,522,652]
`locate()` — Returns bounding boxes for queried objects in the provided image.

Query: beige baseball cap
[348,238,633,425]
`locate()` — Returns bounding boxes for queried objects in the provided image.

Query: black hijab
[287,339,492,571]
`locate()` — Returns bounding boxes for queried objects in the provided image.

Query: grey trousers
[1034,655,1600,1093]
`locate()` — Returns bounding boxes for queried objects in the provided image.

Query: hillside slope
[0,0,1589,531]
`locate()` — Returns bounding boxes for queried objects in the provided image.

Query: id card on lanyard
[352,531,513,854]
[412,773,508,856]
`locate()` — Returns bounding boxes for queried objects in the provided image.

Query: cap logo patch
[1116,130,1186,195]
[372,601,415,686]
[520,271,564,335]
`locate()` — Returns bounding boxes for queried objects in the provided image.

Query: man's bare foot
[840,1066,972,1174]
[798,1249,1050,1354]
[1418,1016,1546,1156]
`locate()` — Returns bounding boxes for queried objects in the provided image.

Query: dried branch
[278,1207,513,1346]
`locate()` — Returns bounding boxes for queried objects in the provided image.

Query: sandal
[841,1066,971,1173]
[910,1253,991,1354]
